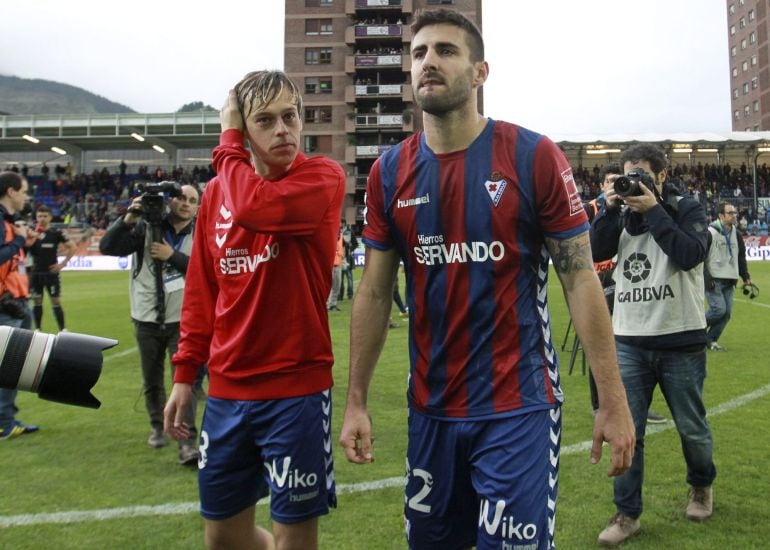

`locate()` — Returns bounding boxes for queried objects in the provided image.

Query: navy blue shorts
[404,408,561,550]
[198,390,336,524]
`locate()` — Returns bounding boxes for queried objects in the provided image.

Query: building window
[305,18,333,35]
[305,0,333,6]
[741,38,747,50]
[734,110,740,120]
[743,60,749,71]
[739,0,744,6]
[750,31,756,44]
[305,106,333,123]
[744,105,750,116]
[427,0,455,4]
[305,48,332,65]
[749,9,755,20]
[743,82,750,94]
[752,54,758,66]
[304,135,332,153]
[754,100,760,112]
[731,25,736,35]
[740,16,746,28]
[752,77,758,89]
[729,4,735,15]
[732,67,738,78]
[305,77,333,94]
[734,88,739,99]
[731,46,737,57]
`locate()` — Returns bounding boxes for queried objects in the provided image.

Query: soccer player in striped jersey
[339,9,635,550]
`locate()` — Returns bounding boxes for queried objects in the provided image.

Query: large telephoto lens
[613,175,638,197]
[0,327,117,408]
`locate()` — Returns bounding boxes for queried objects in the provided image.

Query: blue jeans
[0,305,32,431]
[705,280,735,343]
[612,342,716,519]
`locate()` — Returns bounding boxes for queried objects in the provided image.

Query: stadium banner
[56,228,133,271]
[744,235,770,261]
[52,229,770,270]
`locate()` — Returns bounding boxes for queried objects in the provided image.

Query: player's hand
[49,263,64,273]
[339,405,375,464]
[603,183,623,210]
[220,89,244,133]
[149,239,173,261]
[164,383,193,441]
[12,222,28,240]
[591,400,635,477]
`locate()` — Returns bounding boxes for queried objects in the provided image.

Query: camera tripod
[560,319,586,376]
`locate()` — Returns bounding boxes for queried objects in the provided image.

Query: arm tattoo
[546,234,594,275]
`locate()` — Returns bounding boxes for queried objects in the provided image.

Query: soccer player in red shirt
[164,71,344,550]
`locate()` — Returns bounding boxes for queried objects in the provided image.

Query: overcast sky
[1,0,730,136]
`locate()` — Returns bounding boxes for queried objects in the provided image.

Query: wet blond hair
[234,70,303,118]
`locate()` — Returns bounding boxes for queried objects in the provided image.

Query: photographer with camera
[704,201,751,352]
[99,182,201,465]
[591,144,715,545]
[0,171,39,440]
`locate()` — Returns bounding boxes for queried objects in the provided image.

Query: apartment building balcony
[346,0,413,16]
[345,174,370,194]
[345,53,410,73]
[345,113,413,132]
[345,83,413,103]
[345,143,397,163]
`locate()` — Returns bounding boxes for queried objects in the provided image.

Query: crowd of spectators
[2,162,215,228]
[3,158,769,235]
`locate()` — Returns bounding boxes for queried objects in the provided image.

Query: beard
[414,69,474,116]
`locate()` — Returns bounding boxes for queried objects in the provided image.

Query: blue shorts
[404,408,561,550]
[198,390,336,524]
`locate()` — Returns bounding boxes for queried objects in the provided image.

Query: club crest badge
[484,178,507,207]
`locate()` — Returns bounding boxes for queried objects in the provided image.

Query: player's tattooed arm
[545,232,595,276]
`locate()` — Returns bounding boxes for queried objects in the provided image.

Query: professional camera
[129,181,182,226]
[0,327,117,408]
[613,168,656,198]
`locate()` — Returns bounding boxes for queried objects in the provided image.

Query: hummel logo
[220,205,232,219]
[215,204,232,249]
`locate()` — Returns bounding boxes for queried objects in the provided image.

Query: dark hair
[234,70,303,118]
[717,202,735,215]
[599,162,622,181]
[36,204,52,214]
[0,171,24,198]
[411,8,484,62]
[619,144,667,174]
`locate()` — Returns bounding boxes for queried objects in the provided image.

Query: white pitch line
[2,382,769,529]
[103,347,138,361]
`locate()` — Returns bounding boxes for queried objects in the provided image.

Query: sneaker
[147,427,168,449]
[646,410,667,424]
[399,309,409,319]
[328,305,341,312]
[0,421,39,440]
[178,443,198,466]
[686,486,713,521]
[597,513,640,547]
[708,342,725,352]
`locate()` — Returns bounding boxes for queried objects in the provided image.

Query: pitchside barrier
[50,231,770,272]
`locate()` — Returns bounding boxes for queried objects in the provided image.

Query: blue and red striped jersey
[363,119,588,419]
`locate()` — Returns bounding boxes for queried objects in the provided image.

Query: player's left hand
[49,263,64,273]
[149,239,173,261]
[591,401,635,477]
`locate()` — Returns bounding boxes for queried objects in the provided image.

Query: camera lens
[613,175,634,197]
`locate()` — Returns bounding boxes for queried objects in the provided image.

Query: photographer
[0,171,39,440]
[704,201,751,351]
[591,145,715,545]
[99,183,201,465]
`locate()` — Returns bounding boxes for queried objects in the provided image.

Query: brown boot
[597,512,640,546]
[686,486,713,521]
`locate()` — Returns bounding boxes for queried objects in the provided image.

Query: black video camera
[0,327,117,408]
[129,181,182,226]
[613,168,655,198]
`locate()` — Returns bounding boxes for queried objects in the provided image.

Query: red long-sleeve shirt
[173,129,345,400]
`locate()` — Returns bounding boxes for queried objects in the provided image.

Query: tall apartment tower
[727,0,770,131]
[284,0,482,227]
